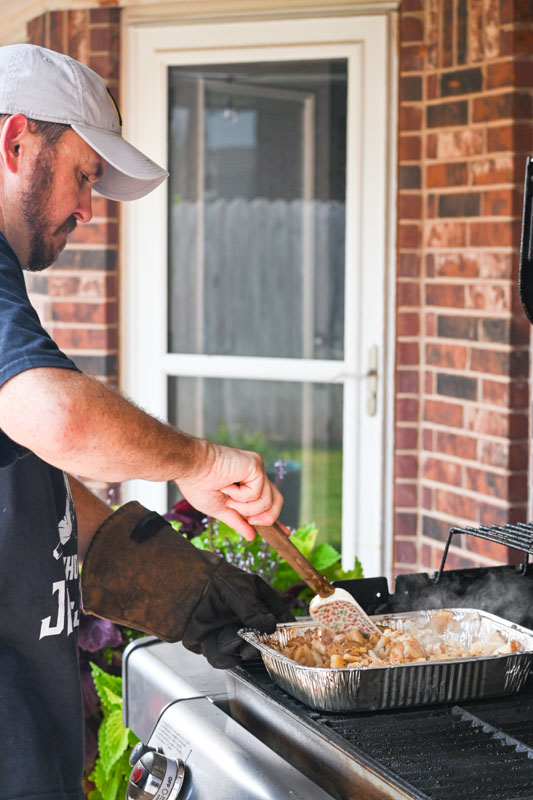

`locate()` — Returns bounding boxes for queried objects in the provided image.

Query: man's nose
[74,185,93,223]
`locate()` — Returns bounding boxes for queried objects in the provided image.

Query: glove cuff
[81,501,215,642]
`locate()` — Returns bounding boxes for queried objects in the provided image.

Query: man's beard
[22,150,77,272]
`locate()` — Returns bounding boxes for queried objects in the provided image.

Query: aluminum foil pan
[239,609,533,712]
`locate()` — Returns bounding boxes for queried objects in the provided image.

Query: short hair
[0,113,70,149]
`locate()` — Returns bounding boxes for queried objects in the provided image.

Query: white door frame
[122,14,397,579]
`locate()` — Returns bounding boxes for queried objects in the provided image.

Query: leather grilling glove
[81,501,293,668]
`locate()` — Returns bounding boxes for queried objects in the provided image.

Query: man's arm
[0,367,282,539]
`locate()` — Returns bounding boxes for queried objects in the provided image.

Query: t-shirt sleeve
[0,238,79,389]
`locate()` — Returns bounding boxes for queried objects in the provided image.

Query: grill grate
[237,662,533,800]
[436,523,533,582]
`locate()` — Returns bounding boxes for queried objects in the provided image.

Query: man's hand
[176,443,283,541]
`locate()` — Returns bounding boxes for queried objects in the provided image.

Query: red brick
[397,369,419,393]
[394,539,417,564]
[398,253,421,278]
[481,379,510,407]
[52,327,119,350]
[509,442,530,470]
[470,348,511,375]
[479,440,509,469]
[397,281,421,306]
[398,194,422,219]
[425,284,465,308]
[433,253,478,278]
[398,223,422,248]
[470,156,515,185]
[480,188,516,216]
[425,221,466,248]
[470,220,518,248]
[397,312,420,337]
[89,8,120,24]
[396,426,419,449]
[500,0,532,23]
[70,221,118,246]
[422,426,433,450]
[421,544,433,569]
[396,341,420,366]
[400,44,425,71]
[67,9,89,63]
[89,54,120,82]
[91,196,119,219]
[426,74,439,101]
[423,457,463,486]
[478,252,513,279]
[465,284,510,312]
[435,489,477,521]
[466,466,506,497]
[90,26,119,53]
[424,369,434,393]
[466,536,511,563]
[432,131,484,160]
[399,135,422,161]
[473,93,532,123]
[51,301,118,324]
[436,431,477,460]
[395,454,418,478]
[426,342,467,369]
[396,397,420,422]
[395,512,418,536]
[427,162,468,188]
[400,15,424,41]
[395,482,418,507]
[464,406,509,437]
[49,11,66,54]
[399,105,423,131]
[500,28,533,56]
[27,15,45,45]
[487,124,533,153]
[400,75,423,102]
[424,399,463,427]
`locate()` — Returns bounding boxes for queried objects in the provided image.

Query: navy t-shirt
[0,233,85,799]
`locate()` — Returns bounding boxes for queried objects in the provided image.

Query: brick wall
[395,0,533,575]
[26,8,121,502]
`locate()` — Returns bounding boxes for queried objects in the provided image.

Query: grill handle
[254,522,335,598]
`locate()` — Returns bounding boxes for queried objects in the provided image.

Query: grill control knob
[127,746,186,800]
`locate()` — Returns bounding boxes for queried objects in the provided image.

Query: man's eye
[81,173,90,183]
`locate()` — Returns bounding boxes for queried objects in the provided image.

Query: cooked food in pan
[271,610,522,669]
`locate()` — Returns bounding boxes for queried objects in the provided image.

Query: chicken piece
[330,654,346,668]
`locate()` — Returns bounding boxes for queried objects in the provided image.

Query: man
[0,44,290,799]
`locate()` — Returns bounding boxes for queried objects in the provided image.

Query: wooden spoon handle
[254,522,335,598]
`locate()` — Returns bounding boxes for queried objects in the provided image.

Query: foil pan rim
[238,607,533,673]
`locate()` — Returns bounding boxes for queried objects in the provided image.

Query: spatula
[254,522,379,635]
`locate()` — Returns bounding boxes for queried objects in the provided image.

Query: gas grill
[123,523,533,800]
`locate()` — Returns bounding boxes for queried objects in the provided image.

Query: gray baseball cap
[0,43,168,201]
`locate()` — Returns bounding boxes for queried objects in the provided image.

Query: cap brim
[72,123,168,201]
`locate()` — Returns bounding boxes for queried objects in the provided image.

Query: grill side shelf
[436,523,533,582]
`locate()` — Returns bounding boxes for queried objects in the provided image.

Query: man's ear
[0,114,30,174]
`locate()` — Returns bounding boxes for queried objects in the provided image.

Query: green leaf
[309,543,341,572]
[169,520,182,533]
[290,524,318,558]
[190,534,208,550]
[90,663,123,711]
[333,556,365,580]
[98,708,130,776]
[271,561,301,591]
[101,685,122,709]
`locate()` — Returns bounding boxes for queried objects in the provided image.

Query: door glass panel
[168,61,347,360]
[168,378,343,548]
